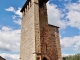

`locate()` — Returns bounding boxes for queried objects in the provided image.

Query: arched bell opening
[42,57,47,60]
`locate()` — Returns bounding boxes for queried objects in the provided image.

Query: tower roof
[39,0,49,3]
[21,0,49,12]
[48,24,59,28]
[21,0,30,12]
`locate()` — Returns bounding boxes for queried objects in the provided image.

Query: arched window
[43,57,47,60]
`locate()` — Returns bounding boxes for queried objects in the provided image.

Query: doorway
[43,57,47,60]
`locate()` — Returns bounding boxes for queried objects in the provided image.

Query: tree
[62,54,80,60]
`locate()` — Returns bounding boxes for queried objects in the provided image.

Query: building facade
[20,0,62,60]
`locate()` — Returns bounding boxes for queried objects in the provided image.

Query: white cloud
[2,26,12,31]
[65,3,80,29]
[59,2,80,52]
[0,26,20,52]
[14,19,21,25]
[15,8,22,17]
[0,53,19,60]
[47,1,80,30]
[5,7,22,17]
[12,15,17,19]
[5,7,22,25]
[47,3,66,29]
[61,35,80,51]
[62,53,75,57]
[78,0,80,2]
[5,6,15,12]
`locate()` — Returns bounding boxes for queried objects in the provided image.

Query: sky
[0,0,80,60]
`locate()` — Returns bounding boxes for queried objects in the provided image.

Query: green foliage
[62,54,80,60]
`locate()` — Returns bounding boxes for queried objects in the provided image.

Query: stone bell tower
[20,0,62,60]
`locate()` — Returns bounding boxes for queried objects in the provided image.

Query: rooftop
[21,0,49,12]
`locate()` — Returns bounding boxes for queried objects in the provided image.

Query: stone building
[20,0,62,60]
[0,56,5,60]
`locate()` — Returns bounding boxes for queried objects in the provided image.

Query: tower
[20,0,62,60]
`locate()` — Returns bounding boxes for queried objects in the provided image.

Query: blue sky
[0,0,80,60]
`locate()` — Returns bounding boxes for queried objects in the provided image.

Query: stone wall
[20,3,36,60]
[20,0,62,60]
[39,2,62,60]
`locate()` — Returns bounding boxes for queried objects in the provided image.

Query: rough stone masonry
[20,0,62,60]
